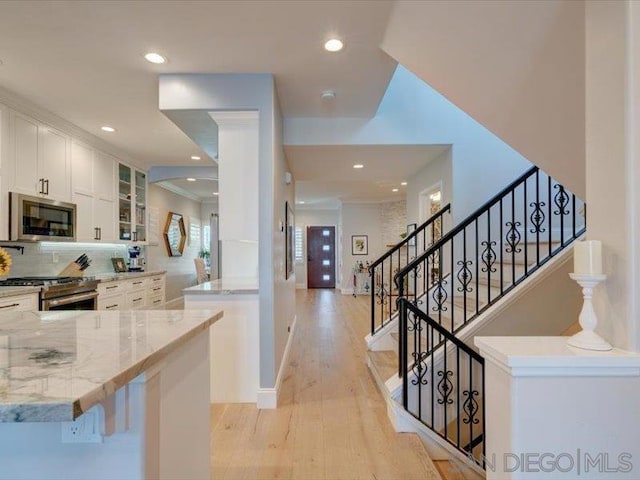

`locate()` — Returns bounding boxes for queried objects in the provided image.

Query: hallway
[210,289,441,480]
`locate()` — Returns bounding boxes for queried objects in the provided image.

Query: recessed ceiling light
[144,52,166,64]
[101,126,115,133]
[212,192,219,196]
[321,90,336,101]
[187,178,196,182]
[324,38,344,52]
[298,201,305,204]
[392,188,399,192]
[353,164,364,169]
[401,181,407,186]
[191,155,201,160]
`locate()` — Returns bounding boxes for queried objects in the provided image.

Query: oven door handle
[44,291,98,308]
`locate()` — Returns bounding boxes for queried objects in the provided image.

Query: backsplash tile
[2,243,129,277]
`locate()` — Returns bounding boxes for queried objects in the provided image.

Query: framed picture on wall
[351,235,368,255]
[285,201,295,279]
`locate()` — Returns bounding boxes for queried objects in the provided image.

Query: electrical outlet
[61,411,102,444]
[52,252,59,264]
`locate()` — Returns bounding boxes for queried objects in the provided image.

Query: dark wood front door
[307,226,336,288]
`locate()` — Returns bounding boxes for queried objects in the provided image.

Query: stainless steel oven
[10,192,77,242]
[40,279,99,311]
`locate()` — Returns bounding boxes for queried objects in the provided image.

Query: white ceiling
[0,1,396,169]
[285,145,450,207]
[160,178,219,202]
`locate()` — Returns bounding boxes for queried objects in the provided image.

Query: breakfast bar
[0,308,223,480]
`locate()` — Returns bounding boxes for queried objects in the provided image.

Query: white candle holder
[567,273,612,351]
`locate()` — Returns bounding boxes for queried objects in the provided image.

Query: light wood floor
[210,289,441,480]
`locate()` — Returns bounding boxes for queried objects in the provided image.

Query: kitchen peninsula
[0,308,223,480]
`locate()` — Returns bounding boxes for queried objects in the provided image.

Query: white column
[586,0,640,351]
[210,111,260,279]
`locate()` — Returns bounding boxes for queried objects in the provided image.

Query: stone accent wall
[380,200,407,248]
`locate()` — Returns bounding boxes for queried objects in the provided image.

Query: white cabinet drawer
[98,293,125,311]
[98,281,124,297]
[149,274,165,287]
[0,293,38,312]
[148,284,165,297]
[147,294,164,309]
[128,278,149,291]
[127,291,146,309]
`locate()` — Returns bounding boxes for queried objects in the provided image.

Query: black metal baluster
[548,176,552,257]
[431,328,435,429]
[417,313,421,421]
[500,199,504,295]
[524,180,528,276]
[475,220,479,316]
[481,359,486,466]
[456,347,461,449]
[511,191,516,287]
[468,355,473,453]
[389,255,393,314]
[463,229,467,326]
[535,170,540,265]
[487,210,492,305]
[370,265,375,335]
[443,342,448,440]
[559,185,565,247]
[380,262,384,331]
[572,194,576,239]
[449,242,454,332]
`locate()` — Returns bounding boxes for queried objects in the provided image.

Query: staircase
[366,166,585,473]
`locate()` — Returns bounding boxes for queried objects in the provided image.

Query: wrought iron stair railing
[399,298,486,466]
[393,166,585,466]
[368,204,450,336]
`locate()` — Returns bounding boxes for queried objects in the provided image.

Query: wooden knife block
[58,262,84,277]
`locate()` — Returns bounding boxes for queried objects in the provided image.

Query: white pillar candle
[574,240,603,275]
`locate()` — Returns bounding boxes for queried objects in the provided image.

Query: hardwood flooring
[210,289,441,480]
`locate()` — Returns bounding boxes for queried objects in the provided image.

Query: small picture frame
[111,257,127,273]
[407,223,417,247]
[351,235,368,255]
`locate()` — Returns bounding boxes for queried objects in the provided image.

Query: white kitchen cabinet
[0,293,39,312]
[71,142,116,242]
[0,103,9,240]
[97,273,166,311]
[9,111,70,201]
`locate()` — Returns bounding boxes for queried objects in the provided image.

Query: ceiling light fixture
[187,178,196,182]
[299,201,305,204]
[401,181,408,186]
[353,164,364,169]
[101,126,115,133]
[212,192,219,196]
[191,155,201,160]
[324,38,344,52]
[392,188,399,192]
[144,52,166,64]
[321,90,336,101]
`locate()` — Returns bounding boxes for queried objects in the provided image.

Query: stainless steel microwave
[10,193,77,242]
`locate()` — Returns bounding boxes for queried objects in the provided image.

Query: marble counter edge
[94,270,167,283]
[0,309,223,423]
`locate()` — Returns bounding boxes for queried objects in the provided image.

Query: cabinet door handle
[105,304,118,310]
[132,231,137,242]
[98,227,102,240]
[0,303,19,309]
[38,178,45,194]
[94,227,100,241]
[44,179,49,195]
[106,285,118,290]
[133,281,143,285]
[133,297,143,302]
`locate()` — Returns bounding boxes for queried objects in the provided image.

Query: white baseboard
[295,283,307,289]
[163,297,183,309]
[341,288,354,295]
[257,314,298,409]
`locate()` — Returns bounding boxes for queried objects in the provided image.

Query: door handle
[307,255,312,262]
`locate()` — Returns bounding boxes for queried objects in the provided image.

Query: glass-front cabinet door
[134,170,147,242]
[118,163,147,242]
[118,163,133,241]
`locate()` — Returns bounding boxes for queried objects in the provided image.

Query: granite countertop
[94,270,167,283]
[183,277,259,295]
[0,309,223,423]
[0,286,41,299]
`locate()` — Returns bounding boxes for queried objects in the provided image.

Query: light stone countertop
[0,309,223,422]
[183,277,259,295]
[0,286,41,299]
[94,270,167,283]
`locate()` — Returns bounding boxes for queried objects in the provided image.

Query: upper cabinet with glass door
[118,163,147,242]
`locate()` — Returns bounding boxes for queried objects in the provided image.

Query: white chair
[194,258,209,284]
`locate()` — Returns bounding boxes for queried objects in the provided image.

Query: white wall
[284,66,532,224]
[146,184,202,301]
[382,0,585,198]
[406,147,452,226]
[294,208,341,288]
